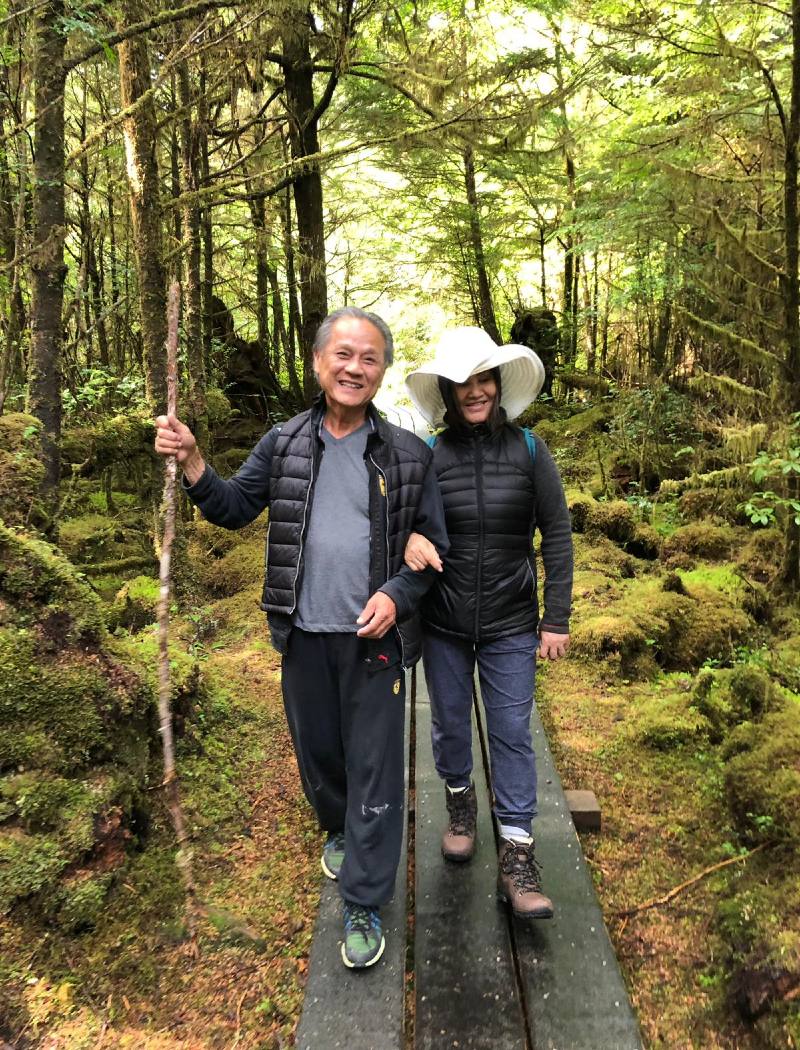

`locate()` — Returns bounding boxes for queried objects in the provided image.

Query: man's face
[314,317,387,413]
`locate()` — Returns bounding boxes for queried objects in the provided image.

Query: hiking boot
[341,902,385,969]
[442,783,477,862]
[497,838,554,919]
[321,831,345,881]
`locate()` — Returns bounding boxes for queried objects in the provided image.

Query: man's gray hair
[313,307,394,366]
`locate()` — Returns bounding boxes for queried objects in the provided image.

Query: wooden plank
[295,681,410,1050]
[509,704,643,1050]
[414,673,528,1050]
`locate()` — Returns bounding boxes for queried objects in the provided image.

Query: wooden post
[157,280,197,940]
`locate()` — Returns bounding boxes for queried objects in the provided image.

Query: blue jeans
[422,629,539,834]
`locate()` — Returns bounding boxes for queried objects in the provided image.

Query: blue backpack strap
[426,434,438,449]
[524,428,537,463]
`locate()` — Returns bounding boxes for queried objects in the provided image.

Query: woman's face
[454,370,497,424]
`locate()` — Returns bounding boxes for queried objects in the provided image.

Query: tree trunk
[281,181,304,402]
[118,0,167,412]
[539,224,547,308]
[198,60,214,378]
[463,145,501,343]
[780,0,800,588]
[177,53,207,437]
[27,0,67,499]
[281,11,328,402]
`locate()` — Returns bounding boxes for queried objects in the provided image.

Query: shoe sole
[496,891,554,920]
[441,848,474,863]
[340,935,386,969]
[320,855,340,881]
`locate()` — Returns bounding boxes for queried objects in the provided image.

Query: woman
[404,326,573,919]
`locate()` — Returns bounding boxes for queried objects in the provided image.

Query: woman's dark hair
[438,368,506,435]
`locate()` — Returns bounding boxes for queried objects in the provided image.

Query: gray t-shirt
[293,422,371,632]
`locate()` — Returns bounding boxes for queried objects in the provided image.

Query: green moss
[635,692,710,750]
[0,524,105,644]
[677,564,743,596]
[0,832,68,913]
[570,614,651,677]
[661,523,737,561]
[195,539,264,598]
[50,872,115,933]
[58,514,118,562]
[723,704,800,846]
[0,414,46,526]
[0,627,152,773]
[111,575,160,632]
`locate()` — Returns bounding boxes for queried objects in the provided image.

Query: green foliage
[608,385,696,486]
[61,368,148,422]
[740,416,800,527]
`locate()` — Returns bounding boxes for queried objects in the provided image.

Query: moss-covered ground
[2,398,799,1048]
[0,520,320,1049]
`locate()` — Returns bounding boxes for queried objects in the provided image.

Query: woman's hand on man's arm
[404,531,444,573]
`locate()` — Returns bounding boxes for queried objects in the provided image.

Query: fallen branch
[157,281,198,944]
[611,842,772,917]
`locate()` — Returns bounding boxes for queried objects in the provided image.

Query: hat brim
[406,344,545,427]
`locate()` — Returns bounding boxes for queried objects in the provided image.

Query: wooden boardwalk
[296,669,643,1050]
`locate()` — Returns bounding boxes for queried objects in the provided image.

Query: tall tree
[27,0,67,499]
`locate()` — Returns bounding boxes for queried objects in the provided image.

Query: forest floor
[2,411,799,1049]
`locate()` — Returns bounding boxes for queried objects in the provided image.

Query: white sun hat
[405,326,545,427]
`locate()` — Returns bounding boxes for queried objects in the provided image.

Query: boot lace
[501,842,544,894]
[344,903,379,942]
[447,789,475,836]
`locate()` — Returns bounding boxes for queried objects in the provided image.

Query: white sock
[447,783,470,795]
[500,824,532,845]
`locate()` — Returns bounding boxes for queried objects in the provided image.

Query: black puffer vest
[261,397,431,663]
[423,423,537,642]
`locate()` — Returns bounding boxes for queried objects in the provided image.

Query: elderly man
[155,307,448,969]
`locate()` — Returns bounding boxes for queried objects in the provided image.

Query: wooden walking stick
[157,280,197,942]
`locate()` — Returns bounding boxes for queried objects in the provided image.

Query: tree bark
[780,0,800,587]
[118,0,167,412]
[177,52,207,438]
[281,8,329,402]
[463,144,501,343]
[27,0,67,498]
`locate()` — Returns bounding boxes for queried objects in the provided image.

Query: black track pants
[281,628,406,907]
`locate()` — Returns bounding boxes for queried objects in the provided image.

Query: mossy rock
[111,574,160,632]
[690,666,781,741]
[212,447,256,475]
[0,413,46,527]
[635,693,710,750]
[47,870,115,933]
[60,413,155,474]
[661,523,736,561]
[772,634,800,693]
[723,704,800,846]
[559,403,611,437]
[633,583,750,671]
[0,627,151,774]
[736,529,784,586]
[570,614,651,676]
[58,513,120,563]
[677,487,740,523]
[0,523,105,645]
[0,831,68,913]
[205,386,233,427]
[193,536,264,598]
[569,495,635,542]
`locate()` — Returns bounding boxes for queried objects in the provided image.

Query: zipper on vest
[369,453,406,667]
[474,437,485,641]
[290,462,317,613]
